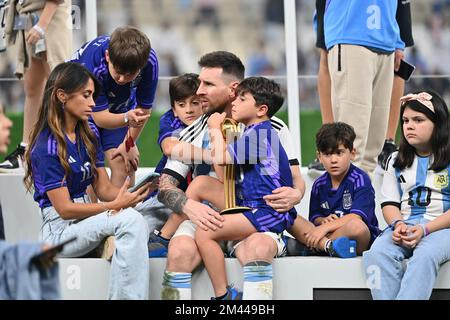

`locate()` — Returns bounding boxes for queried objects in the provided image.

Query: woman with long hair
[24,62,153,299]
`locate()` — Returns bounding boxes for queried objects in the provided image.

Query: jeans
[363,217,450,300]
[41,196,150,300]
[134,195,171,233]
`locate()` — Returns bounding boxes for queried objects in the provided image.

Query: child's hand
[304,225,329,249]
[207,112,226,129]
[321,214,339,225]
[401,225,424,249]
[127,109,150,128]
[392,221,408,245]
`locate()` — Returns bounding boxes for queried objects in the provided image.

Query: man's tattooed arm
[157,173,187,214]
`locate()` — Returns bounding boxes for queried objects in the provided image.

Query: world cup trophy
[220,118,251,215]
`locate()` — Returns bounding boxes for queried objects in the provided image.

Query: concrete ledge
[58,257,450,300]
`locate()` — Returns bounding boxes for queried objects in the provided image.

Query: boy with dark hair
[134,73,203,257]
[70,25,158,188]
[188,76,296,300]
[304,122,380,257]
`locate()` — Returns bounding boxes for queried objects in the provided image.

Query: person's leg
[396,225,450,300]
[186,175,225,209]
[361,53,394,175]
[317,48,333,124]
[328,44,375,171]
[362,227,411,300]
[234,232,279,300]
[162,220,202,300]
[327,218,371,254]
[23,58,50,144]
[195,214,256,298]
[47,207,150,299]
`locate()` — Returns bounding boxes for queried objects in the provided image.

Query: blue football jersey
[31,125,105,209]
[70,35,159,114]
[309,164,380,239]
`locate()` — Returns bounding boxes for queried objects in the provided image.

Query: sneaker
[377,139,397,171]
[307,158,325,179]
[0,144,26,173]
[211,285,242,300]
[327,237,357,258]
[148,229,169,257]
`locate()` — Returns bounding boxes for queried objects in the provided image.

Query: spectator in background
[1,0,72,173]
[324,0,404,177]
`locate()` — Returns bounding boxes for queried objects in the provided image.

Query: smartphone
[128,172,160,193]
[31,236,77,270]
[395,59,415,81]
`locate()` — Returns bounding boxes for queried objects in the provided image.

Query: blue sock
[161,271,192,300]
[243,261,273,300]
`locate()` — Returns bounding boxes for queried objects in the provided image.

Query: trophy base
[220,206,252,215]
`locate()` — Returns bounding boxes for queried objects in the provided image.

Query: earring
[61,102,65,110]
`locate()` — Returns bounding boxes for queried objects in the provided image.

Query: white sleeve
[380,152,401,208]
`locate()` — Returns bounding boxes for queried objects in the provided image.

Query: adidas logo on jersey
[68,156,77,164]
[320,202,329,209]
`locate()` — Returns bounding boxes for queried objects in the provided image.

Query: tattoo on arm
[157,174,187,214]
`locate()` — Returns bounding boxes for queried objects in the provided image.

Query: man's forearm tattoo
[157,174,188,214]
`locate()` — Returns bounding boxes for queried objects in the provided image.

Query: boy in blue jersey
[305,122,380,257]
[185,77,296,300]
[70,25,159,187]
[134,73,203,256]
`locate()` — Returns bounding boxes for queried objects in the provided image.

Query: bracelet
[419,223,429,237]
[32,24,45,38]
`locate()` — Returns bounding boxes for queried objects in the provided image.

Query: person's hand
[182,198,224,231]
[263,186,301,212]
[207,112,226,129]
[26,25,45,45]
[111,142,140,172]
[392,221,408,245]
[304,225,329,249]
[394,49,404,72]
[320,214,339,225]
[401,225,424,249]
[109,177,150,212]
[127,109,150,128]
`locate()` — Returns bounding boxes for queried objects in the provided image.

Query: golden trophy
[220,118,251,215]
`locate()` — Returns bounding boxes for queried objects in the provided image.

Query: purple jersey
[309,164,380,241]
[31,124,105,209]
[227,120,297,233]
[70,35,159,114]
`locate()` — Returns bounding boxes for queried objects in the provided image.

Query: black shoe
[0,144,25,173]
[307,158,325,179]
[377,139,397,171]
[285,237,320,256]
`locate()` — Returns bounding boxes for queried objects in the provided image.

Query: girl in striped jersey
[363,90,450,300]
[23,62,153,299]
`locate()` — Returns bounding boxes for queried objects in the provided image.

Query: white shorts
[172,219,197,239]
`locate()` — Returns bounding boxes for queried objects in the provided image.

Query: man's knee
[239,234,277,262]
[167,236,199,272]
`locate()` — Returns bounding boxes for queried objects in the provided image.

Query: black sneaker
[0,144,25,173]
[377,139,397,171]
[307,158,325,179]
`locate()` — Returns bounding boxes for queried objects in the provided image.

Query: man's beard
[205,100,229,116]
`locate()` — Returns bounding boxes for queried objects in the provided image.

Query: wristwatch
[124,111,129,124]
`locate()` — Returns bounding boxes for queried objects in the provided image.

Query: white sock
[161,271,192,300]
[243,261,273,300]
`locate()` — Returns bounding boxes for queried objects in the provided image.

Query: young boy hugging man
[183,77,296,300]
[134,73,203,256]
[305,122,380,257]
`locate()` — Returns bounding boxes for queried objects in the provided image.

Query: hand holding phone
[395,59,415,81]
[128,172,160,193]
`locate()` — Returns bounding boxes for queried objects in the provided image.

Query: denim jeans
[363,217,450,300]
[134,195,171,233]
[41,196,150,300]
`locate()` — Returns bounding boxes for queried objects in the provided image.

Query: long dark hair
[394,90,450,171]
[24,62,102,192]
